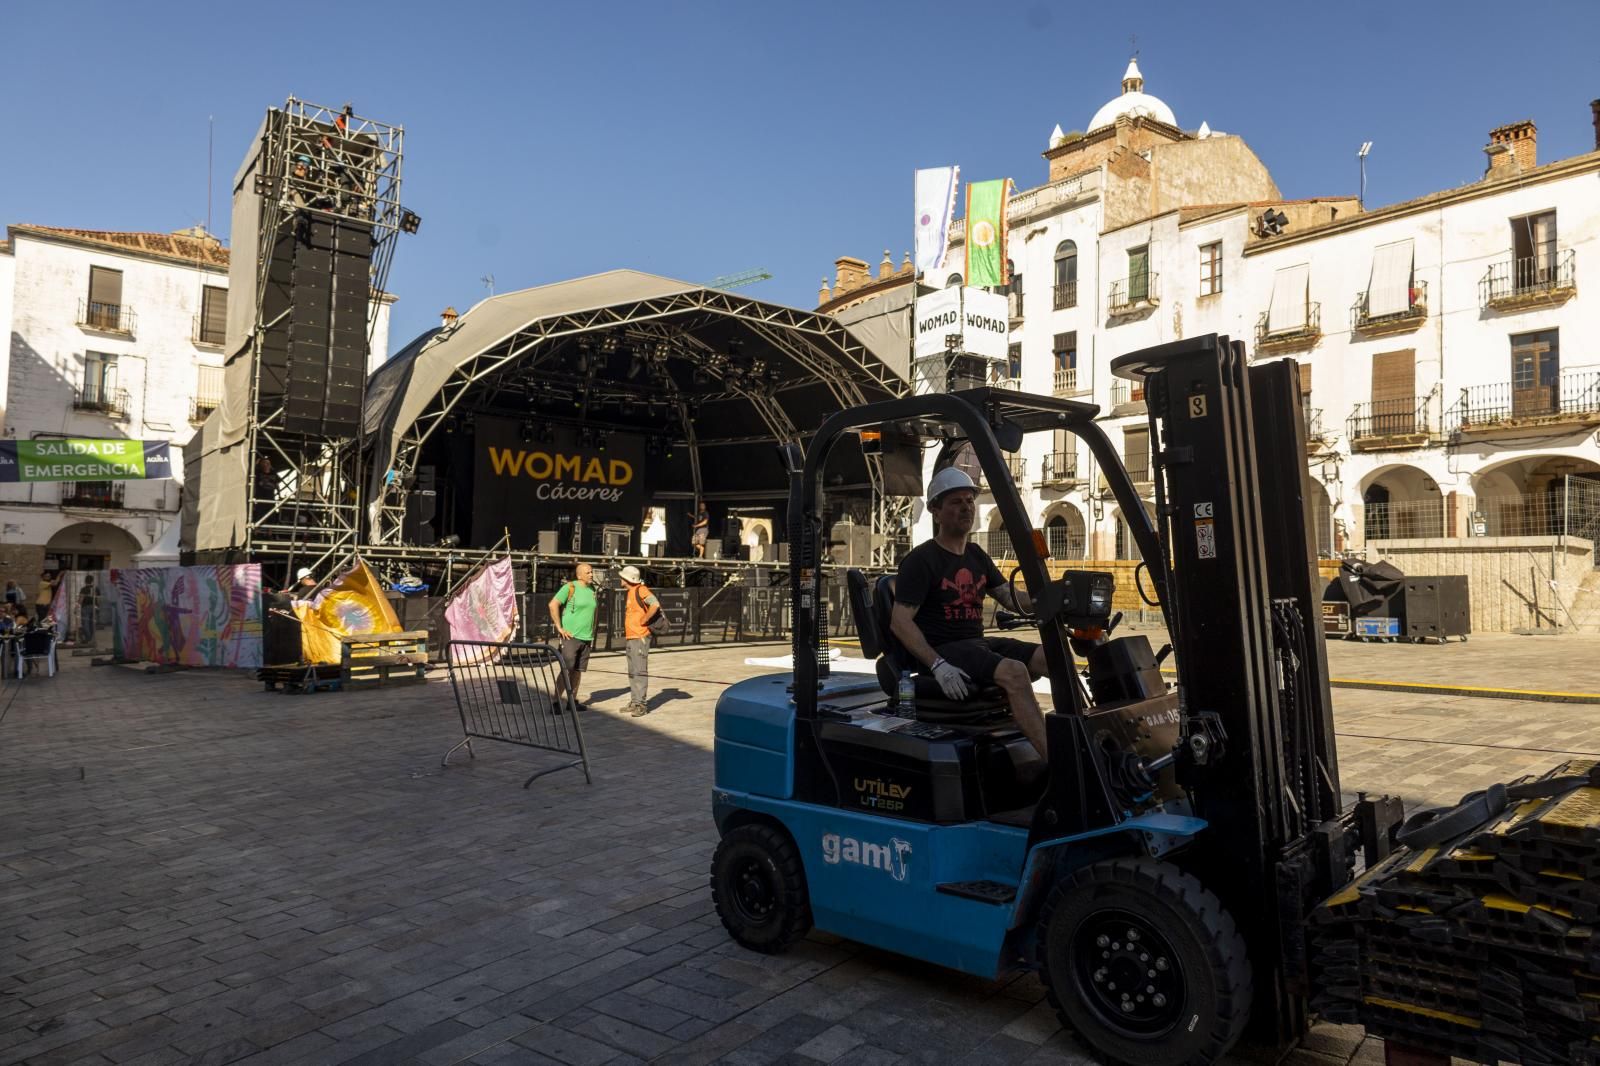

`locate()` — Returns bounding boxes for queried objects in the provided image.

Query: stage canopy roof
[361,270,908,543]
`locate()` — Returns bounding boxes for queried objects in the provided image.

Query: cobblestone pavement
[4,633,1599,1066]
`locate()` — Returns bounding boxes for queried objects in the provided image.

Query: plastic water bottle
[897,671,917,719]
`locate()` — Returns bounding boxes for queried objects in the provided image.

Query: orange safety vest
[624,584,657,640]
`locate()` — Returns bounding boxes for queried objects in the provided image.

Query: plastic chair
[19,630,56,678]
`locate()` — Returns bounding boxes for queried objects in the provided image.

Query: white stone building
[818,62,1600,592]
[0,224,393,588]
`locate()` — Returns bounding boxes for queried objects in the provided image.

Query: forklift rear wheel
[710,823,812,954]
[1038,857,1251,1066]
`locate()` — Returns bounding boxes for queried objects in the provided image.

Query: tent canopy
[361,270,908,542]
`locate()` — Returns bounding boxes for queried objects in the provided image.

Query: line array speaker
[259,214,373,438]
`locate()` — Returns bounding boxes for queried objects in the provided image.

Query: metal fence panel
[443,640,592,787]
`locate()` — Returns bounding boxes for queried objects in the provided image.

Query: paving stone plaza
[4,634,1600,1066]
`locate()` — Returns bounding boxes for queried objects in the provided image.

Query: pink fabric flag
[446,558,519,663]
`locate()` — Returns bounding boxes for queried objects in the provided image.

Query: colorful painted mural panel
[110,565,264,668]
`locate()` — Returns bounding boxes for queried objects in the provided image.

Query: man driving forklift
[890,465,1049,755]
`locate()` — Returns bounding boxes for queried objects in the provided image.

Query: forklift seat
[846,569,1008,718]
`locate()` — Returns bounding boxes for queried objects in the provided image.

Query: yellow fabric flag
[293,558,402,664]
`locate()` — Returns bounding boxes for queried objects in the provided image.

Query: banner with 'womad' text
[0,439,172,482]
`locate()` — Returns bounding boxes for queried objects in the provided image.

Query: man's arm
[889,602,940,669]
[548,589,570,638]
[985,556,1032,613]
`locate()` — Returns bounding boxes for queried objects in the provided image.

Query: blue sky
[4,0,1597,349]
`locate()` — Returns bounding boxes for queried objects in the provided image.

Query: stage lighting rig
[400,209,422,234]
[601,334,621,355]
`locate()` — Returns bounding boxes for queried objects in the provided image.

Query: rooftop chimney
[1592,99,1600,151]
[1484,120,1537,179]
[833,256,870,296]
[440,306,458,328]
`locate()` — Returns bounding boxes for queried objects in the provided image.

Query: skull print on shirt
[938,568,987,621]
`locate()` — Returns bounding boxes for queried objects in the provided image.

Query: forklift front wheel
[1037,858,1251,1066]
[710,823,813,954]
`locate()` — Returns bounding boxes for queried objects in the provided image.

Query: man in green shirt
[548,562,597,712]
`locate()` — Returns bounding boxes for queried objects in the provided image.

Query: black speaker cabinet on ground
[1400,576,1470,642]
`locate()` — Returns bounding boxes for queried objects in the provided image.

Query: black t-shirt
[894,540,1005,648]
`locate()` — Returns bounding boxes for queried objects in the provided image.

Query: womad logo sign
[470,415,647,546]
[484,447,634,502]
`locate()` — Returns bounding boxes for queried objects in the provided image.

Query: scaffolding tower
[236,98,407,573]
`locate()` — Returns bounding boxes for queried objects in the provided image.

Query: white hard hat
[296,567,312,579]
[927,466,977,503]
[617,565,643,584]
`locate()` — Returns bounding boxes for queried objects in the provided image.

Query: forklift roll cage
[788,386,1165,721]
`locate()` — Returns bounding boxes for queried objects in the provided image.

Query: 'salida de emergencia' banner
[0,438,172,482]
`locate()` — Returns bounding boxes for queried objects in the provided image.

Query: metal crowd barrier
[442,640,592,788]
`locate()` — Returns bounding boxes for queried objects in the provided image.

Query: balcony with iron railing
[974,529,1016,559]
[1052,367,1083,397]
[1255,302,1322,353]
[1044,525,1087,560]
[77,299,136,336]
[1479,249,1576,310]
[60,481,125,509]
[193,314,227,348]
[1106,273,1159,316]
[1007,290,1024,323]
[1039,451,1081,485]
[978,455,1026,493]
[1109,378,1146,414]
[1347,395,1435,450]
[1350,279,1428,336]
[191,395,222,424]
[1302,404,1330,443]
[1053,280,1078,310]
[72,386,130,418]
[1446,367,1600,438]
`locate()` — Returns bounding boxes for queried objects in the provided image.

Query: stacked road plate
[1311,760,1600,1066]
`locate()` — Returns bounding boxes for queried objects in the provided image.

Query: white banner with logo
[913,287,1009,362]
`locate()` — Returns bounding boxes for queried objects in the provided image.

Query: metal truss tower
[239,98,406,572]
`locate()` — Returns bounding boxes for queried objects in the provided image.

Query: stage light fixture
[601,334,621,354]
[621,398,638,417]
[579,427,595,448]
[692,368,710,387]
[520,420,534,442]
[597,432,609,453]
[400,209,422,234]
[437,534,461,548]
[627,357,643,380]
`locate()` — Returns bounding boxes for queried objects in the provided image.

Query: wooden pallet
[257,663,343,693]
[340,630,429,689]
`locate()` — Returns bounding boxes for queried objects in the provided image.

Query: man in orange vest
[618,565,661,717]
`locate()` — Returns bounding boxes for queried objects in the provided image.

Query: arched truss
[370,287,908,555]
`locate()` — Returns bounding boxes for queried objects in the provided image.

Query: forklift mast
[1113,335,1344,1044]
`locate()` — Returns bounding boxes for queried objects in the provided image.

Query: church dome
[1087,58,1176,132]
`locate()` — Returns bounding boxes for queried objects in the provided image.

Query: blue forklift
[709,336,1401,1065]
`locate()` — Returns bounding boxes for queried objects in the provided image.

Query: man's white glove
[929,657,972,700]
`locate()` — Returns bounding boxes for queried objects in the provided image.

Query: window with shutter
[1123,427,1151,482]
[87,267,123,330]
[1199,242,1222,296]
[1510,329,1559,417]
[199,286,228,346]
[1370,350,1416,434]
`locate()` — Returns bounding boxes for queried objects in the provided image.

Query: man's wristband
[930,656,946,671]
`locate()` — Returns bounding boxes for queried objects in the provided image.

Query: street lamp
[1357,142,1373,207]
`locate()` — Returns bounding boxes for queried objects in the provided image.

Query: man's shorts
[560,637,593,673]
[933,637,1038,686]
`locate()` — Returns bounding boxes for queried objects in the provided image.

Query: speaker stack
[260,216,372,438]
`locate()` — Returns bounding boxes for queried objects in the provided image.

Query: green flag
[963,179,1010,287]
